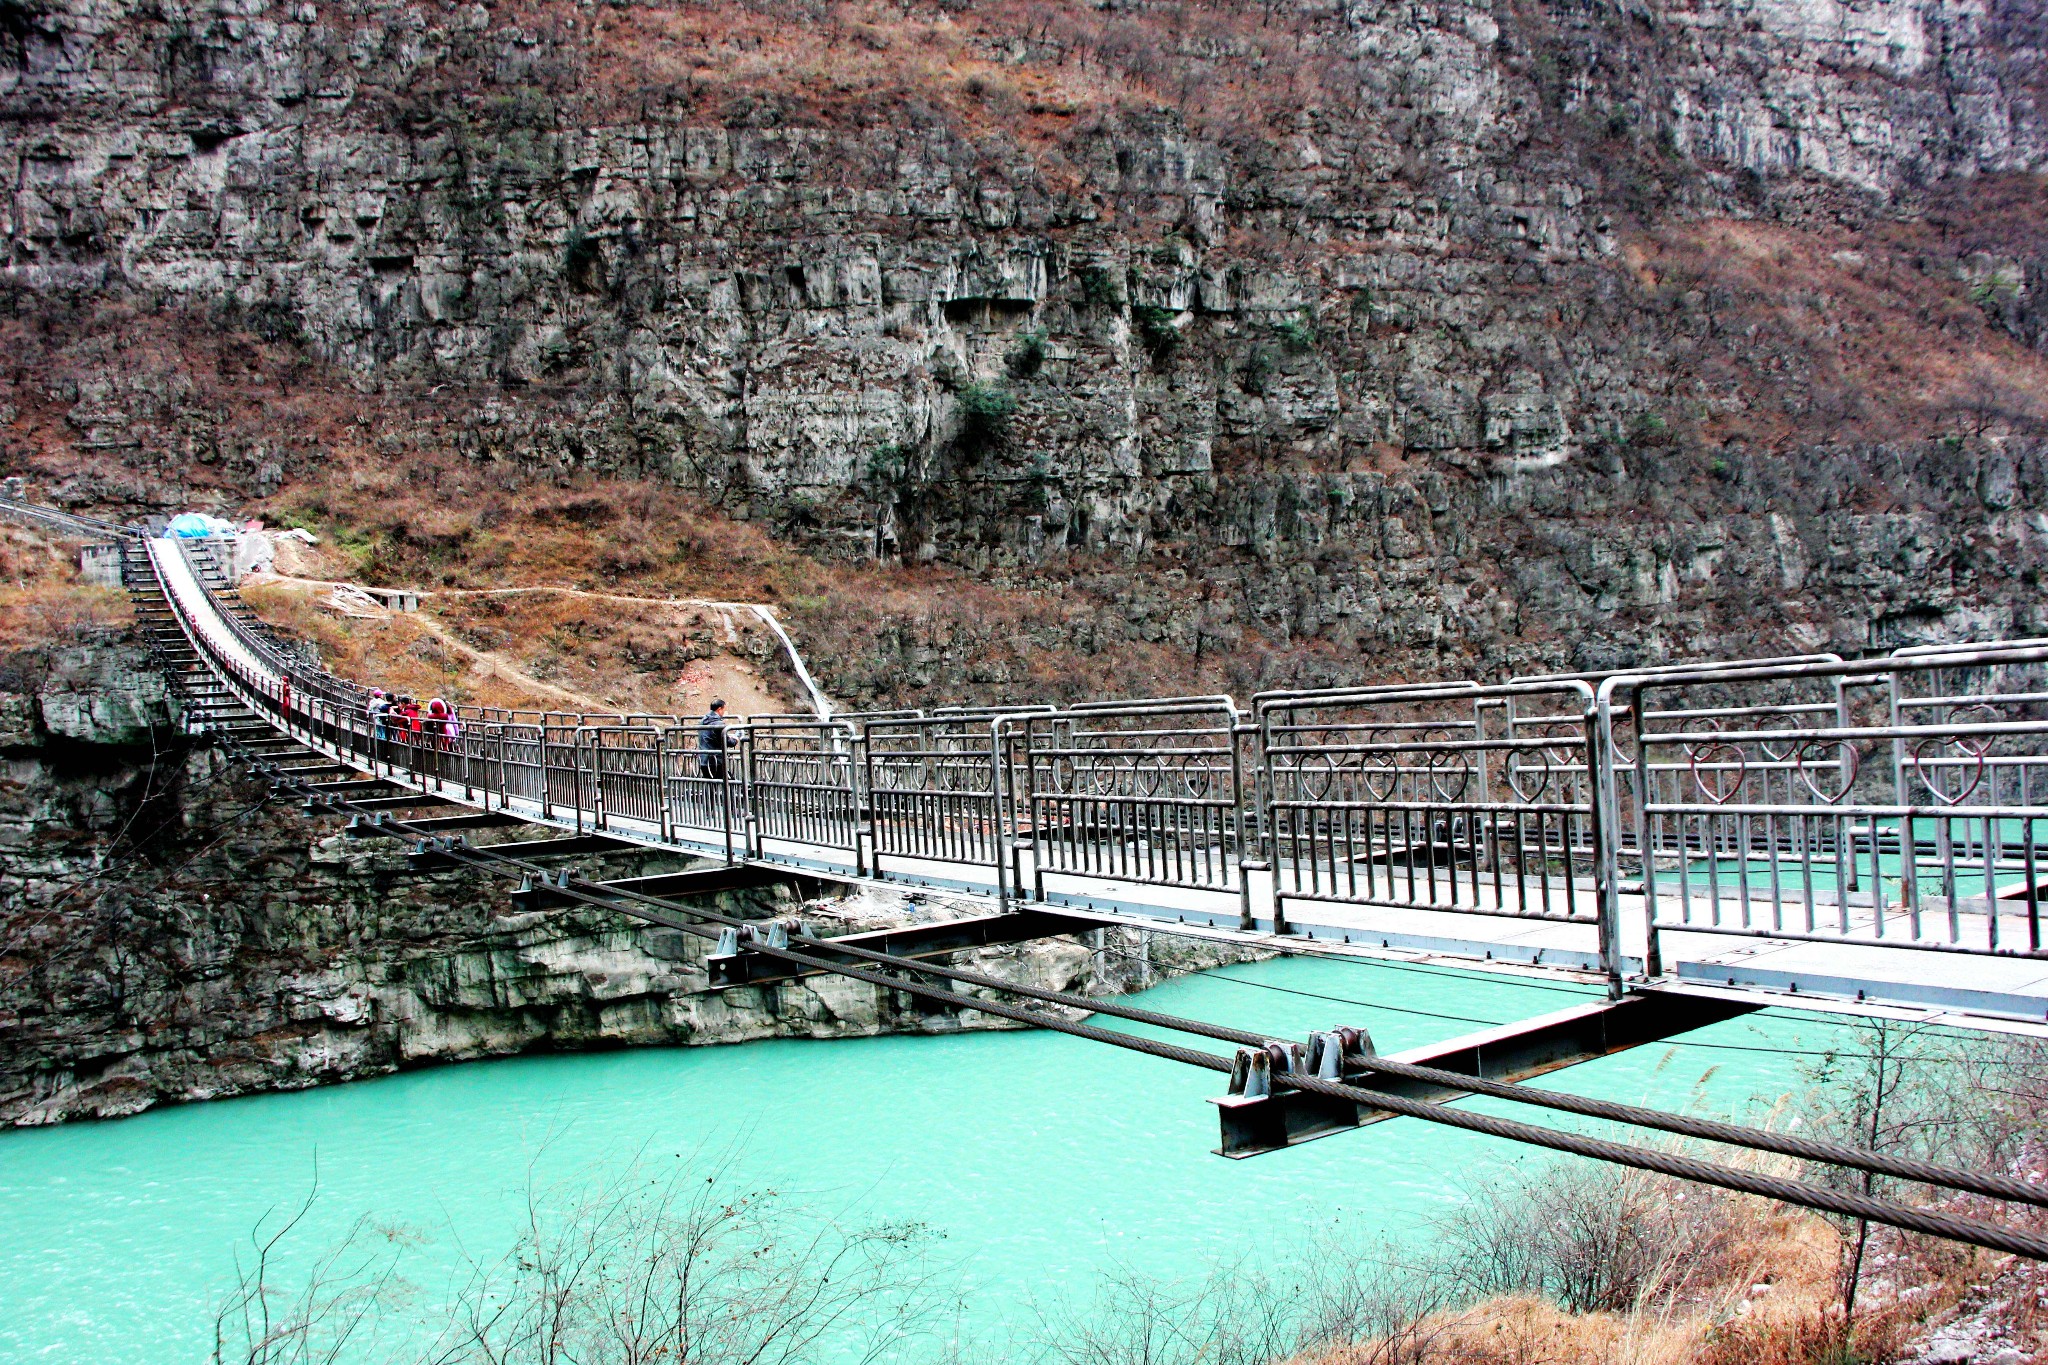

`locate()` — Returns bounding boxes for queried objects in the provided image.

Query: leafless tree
[212,1157,957,1365]
[211,1163,408,1365]
[428,1163,955,1365]
[1028,1238,1453,1365]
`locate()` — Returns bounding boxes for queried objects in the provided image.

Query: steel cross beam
[706,907,1104,987]
[1213,992,1756,1157]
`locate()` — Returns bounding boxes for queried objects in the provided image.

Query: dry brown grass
[1630,207,2048,456]
[242,564,806,717]
[0,523,130,650]
[245,459,1260,709]
[1310,1202,1920,1365]
[1299,1141,2046,1365]
[362,0,1400,183]
[238,580,572,711]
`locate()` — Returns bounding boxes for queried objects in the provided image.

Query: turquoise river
[0,952,1881,1362]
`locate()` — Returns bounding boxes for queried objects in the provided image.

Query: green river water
[0,953,1873,1363]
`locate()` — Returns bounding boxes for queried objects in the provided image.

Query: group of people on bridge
[358,687,730,776]
[366,689,462,748]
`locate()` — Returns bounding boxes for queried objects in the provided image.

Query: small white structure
[77,542,123,587]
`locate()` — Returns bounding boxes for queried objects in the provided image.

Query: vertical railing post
[1244,704,1280,934]
[1890,667,1919,919]
[859,721,879,880]
[720,728,738,866]
[1591,680,1629,995]
[991,718,1012,912]
[1023,716,1047,903]
[654,730,671,843]
[1623,685,1661,977]
[740,728,761,858]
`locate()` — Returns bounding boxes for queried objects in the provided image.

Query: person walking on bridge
[697,699,728,780]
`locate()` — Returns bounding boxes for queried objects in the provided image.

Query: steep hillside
[3,0,2047,696]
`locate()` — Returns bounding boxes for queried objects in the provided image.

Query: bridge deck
[144,533,2048,1034]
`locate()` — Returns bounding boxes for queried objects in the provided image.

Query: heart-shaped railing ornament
[1756,713,1800,763]
[1946,703,2000,759]
[1912,736,1986,807]
[1134,752,1164,797]
[1506,748,1553,802]
[1356,729,1400,802]
[1689,741,1748,804]
[1360,750,1399,802]
[1300,751,1336,801]
[1793,738,1859,804]
[1427,747,1474,802]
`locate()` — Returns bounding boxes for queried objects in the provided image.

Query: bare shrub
[211,1172,409,1365]
[1430,1158,1748,1315]
[1030,1244,1454,1365]
[429,1165,953,1365]
[1794,1019,2048,1356]
[211,1161,955,1365]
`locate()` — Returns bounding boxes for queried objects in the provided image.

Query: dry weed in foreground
[1303,1160,1961,1365]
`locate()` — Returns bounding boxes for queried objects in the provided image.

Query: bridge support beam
[707,908,1102,988]
[1212,990,1756,1158]
[508,863,811,912]
[402,833,635,870]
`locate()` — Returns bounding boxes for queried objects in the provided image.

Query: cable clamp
[1229,1048,1271,1099]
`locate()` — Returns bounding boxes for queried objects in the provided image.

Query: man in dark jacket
[697,699,728,779]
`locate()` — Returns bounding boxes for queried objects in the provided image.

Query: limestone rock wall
[4,0,2047,686]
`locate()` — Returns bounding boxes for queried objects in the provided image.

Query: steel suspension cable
[403,822,2048,1262]
[1339,1052,2048,1211]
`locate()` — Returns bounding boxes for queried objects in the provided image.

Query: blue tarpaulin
[167,513,238,537]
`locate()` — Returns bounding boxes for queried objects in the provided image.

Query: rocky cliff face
[0,633,1201,1125]
[4,0,2047,689]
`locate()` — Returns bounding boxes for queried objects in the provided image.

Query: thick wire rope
[344,806,2048,1261]
[339,802,2048,1220]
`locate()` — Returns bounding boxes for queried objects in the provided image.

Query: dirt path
[242,573,800,718]
[251,572,831,718]
[394,610,614,710]
[243,575,614,710]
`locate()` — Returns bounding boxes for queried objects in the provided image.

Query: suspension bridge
[12,494,2048,1259]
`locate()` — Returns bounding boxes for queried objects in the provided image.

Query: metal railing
[1594,646,2048,972]
[0,494,143,542]
[1257,683,1606,939]
[140,531,2048,993]
[1019,700,1246,901]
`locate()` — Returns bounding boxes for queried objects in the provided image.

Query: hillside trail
[243,568,813,719]
[421,587,831,718]
[244,574,615,710]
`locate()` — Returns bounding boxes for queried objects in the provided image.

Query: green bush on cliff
[956,383,1018,453]
[1006,330,1047,379]
[1272,310,1318,353]
[1134,305,1181,364]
